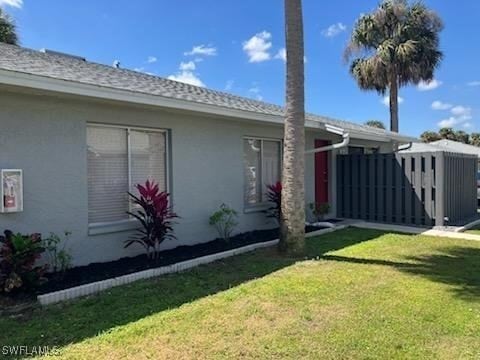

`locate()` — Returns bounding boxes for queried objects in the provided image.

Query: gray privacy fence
[337,151,478,227]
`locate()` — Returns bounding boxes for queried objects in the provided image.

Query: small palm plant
[345,0,443,132]
[125,180,178,261]
[209,204,239,242]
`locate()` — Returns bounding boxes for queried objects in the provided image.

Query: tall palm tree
[439,127,456,140]
[470,133,480,147]
[279,0,305,255]
[0,8,18,45]
[455,130,469,144]
[419,131,440,143]
[345,0,443,133]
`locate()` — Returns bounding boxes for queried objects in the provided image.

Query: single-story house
[0,43,417,266]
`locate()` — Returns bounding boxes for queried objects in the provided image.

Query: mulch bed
[33,225,327,295]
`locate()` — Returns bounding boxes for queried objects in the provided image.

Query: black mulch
[36,225,327,295]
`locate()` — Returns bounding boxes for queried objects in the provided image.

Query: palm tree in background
[345,0,443,133]
[365,120,386,129]
[279,0,306,255]
[439,127,456,141]
[0,8,18,45]
[420,131,441,143]
[471,133,480,147]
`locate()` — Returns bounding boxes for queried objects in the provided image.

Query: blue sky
[2,0,479,136]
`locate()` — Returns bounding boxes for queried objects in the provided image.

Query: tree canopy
[345,0,443,132]
[0,8,18,45]
[420,128,480,147]
[365,120,386,129]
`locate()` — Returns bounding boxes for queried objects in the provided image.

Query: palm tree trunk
[389,71,399,133]
[279,0,306,255]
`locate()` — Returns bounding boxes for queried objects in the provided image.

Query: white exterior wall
[0,89,392,266]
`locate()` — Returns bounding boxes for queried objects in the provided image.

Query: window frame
[87,123,170,235]
[243,136,283,212]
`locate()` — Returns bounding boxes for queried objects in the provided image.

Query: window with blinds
[87,125,167,225]
[244,138,281,208]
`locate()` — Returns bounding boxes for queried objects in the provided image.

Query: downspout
[305,124,350,155]
[396,142,413,152]
[304,124,349,228]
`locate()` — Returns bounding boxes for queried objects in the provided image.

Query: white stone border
[38,226,345,306]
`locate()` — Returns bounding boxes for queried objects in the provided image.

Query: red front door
[314,139,329,204]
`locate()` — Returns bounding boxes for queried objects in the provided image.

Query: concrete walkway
[351,221,480,242]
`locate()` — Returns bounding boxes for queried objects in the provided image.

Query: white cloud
[274,48,286,62]
[321,23,347,38]
[417,79,442,91]
[147,56,157,64]
[134,67,155,75]
[179,61,196,71]
[0,0,22,8]
[438,117,461,128]
[451,105,472,117]
[168,62,204,87]
[248,85,263,101]
[243,31,272,63]
[463,122,472,129]
[436,105,473,128]
[225,80,234,91]
[381,95,404,106]
[467,81,480,87]
[168,71,205,87]
[431,101,452,110]
[184,45,217,57]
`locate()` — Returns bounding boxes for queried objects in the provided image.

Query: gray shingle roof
[0,43,414,140]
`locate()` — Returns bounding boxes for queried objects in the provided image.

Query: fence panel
[336,151,478,227]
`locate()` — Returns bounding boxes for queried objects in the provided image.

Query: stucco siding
[0,91,314,266]
[0,89,393,266]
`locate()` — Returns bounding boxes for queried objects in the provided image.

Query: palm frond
[345,0,443,92]
[0,8,19,45]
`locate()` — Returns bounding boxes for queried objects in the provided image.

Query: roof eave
[0,69,416,144]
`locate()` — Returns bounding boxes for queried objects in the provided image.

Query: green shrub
[43,231,73,277]
[209,204,239,241]
[0,230,47,293]
[309,202,330,222]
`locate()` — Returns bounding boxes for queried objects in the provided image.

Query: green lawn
[465,225,480,235]
[1,228,480,359]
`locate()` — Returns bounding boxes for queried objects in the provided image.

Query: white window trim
[87,123,170,235]
[243,136,282,212]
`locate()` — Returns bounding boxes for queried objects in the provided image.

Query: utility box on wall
[1,169,23,213]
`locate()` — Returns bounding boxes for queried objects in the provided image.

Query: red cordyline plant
[265,182,282,224]
[125,180,178,261]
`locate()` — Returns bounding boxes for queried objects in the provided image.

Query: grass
[465,225,480,235]
[1,228,480,359]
